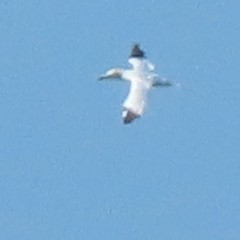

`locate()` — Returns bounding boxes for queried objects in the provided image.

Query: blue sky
[0,1,240,239]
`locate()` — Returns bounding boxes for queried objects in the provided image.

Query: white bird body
[99,45,172,124]
[122,58,155,116]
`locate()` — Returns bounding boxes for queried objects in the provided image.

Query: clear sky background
[0,1,240,239]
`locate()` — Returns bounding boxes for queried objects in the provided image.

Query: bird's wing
[152,77,172,87]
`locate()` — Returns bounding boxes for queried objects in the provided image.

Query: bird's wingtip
[129,43,146,59]
[98,75,105,80]
[122,109,141,124]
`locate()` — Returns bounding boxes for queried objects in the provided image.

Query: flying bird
[99,44,172,124]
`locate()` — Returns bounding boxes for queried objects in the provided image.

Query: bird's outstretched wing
[152,78,172,87]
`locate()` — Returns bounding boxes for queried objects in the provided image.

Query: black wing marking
[122,108,140,124]
[129,44,145,58]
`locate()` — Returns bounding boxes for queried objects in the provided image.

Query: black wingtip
[129,43,145,58]
[122,109,140,124]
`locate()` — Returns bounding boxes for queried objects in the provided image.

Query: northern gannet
[99,44,172,124]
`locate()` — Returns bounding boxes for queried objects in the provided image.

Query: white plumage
[99,44,172,124]
[122,58,154,116]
